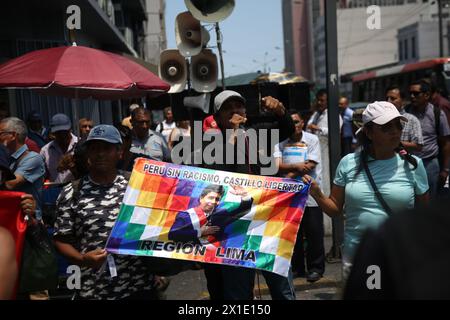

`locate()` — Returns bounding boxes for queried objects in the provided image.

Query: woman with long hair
[304,101,429,279]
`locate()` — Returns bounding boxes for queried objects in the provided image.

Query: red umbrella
[0,45,170,100]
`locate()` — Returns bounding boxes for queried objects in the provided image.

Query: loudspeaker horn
[184,93,211,114]
[159,49,187,93]
[175,11,210,57]
[190,49,218,93]
[184,0,235,23]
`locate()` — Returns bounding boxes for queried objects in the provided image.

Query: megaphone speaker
[184,0,235,23]
[159,49,188,93]
[184,93,211,114]
[190,49,218,93]
[175,11,210,57]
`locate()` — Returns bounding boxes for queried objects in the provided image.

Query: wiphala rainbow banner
[106,158,309,276]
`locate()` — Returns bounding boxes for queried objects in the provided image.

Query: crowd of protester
[1,75,450,300]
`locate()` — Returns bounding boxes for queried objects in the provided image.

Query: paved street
[164,236,342,300]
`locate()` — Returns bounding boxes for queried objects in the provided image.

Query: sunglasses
[409,91,423,97]
[293,120,302,124]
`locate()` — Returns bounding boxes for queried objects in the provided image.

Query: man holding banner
[104,91,306,301]
[106,158,308,301]
[200,91,297,300]
[274,110,325,282]
[53,125,158,300]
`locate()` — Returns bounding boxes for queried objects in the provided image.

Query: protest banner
[106,159,309,276]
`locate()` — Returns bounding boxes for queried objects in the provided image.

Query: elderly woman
[304,101,430,278]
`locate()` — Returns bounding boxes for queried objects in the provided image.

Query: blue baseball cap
[0,145,15,181]
[50,113,72,133]
[86,125,123,145]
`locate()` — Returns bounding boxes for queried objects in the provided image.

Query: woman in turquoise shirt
[304,101,429,279]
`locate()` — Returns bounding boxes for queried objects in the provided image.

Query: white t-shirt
[274,131,321,207]
[155,120,176,143]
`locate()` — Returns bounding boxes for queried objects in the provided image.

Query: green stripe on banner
[256,252,276,270]
[231,219,252,234]
[243,235,263,251]
[221,201,240,212]
[118,204,134,222]
[136,247,153,256]
[125,223,146,240]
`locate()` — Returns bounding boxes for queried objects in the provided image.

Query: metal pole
[71,89,80,138]
[186,58,191,91]
[325,0,343,261]
[215,23,226,90]
[438,0,444,57]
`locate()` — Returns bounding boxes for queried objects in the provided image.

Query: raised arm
[303,175,345,217]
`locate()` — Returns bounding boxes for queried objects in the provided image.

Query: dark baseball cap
[50,113,72,133]
[27,110,42,122]
[86,125,123,145]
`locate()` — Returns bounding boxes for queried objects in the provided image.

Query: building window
[411,36,416,59]
[399,40,404,61]
[404,39,408,60]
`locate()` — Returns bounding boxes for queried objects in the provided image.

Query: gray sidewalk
[255,235,342,300]
[164,236,343,300]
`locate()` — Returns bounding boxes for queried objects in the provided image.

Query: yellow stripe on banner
[250,189,263,204]
[264,221,284,237]
[277,238,294,260]
[254,205,271,221]
[129,169,145,190]
[157,226,171,241]
[136,191,157,207]
[148,209,168,226]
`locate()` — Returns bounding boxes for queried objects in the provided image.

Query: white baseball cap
[356,101,408,134]
[214,90,246,112]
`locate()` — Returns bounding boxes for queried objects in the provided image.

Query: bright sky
[164,0,285,78]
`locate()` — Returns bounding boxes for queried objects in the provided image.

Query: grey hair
[0,117,28,143]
